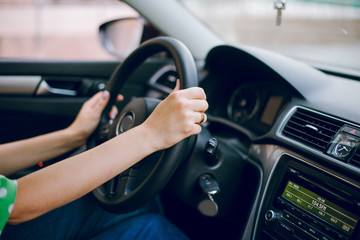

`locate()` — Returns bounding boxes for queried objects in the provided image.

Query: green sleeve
[0,175,17,234]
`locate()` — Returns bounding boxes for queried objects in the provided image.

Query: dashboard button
[306,226,321,238]
[320,234,334,240]
[342,126,360,138]
[336,233,348,240]
[293,235,305,240]
[281,211,293,221]
[279,222,294,233]
[277,197,286,207]
[288,167,300,175]
[294,219,305,228]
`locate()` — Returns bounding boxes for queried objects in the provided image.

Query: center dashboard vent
[349,148,360,167]
[282,108,343,151]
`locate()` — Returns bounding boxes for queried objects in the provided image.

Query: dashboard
[144,44,360,240]
[201,45,360,240]
[2,40,359,240]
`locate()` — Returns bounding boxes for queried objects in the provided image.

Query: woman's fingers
[83,90,109,111]
[188,111,207,125]
[173,79,181,92]
[116,94,124,102]
[78,91,109,121]
[67,91,124,141]
[109,106,118,120]
[191,99,209,112]
[176,87,206,100]
[198,112,207,125]
[108,94,123,120]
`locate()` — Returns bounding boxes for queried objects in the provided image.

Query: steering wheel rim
[91,36,198,213]
[103,36,198,115]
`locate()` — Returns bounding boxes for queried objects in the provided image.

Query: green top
[0,175,17,235]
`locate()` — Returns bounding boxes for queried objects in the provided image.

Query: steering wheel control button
[116,111,135,134]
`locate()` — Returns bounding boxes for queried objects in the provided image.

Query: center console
[255,154,360,240]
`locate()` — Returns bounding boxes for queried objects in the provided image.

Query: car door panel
[0,59,170,144]
[0,60,120,144]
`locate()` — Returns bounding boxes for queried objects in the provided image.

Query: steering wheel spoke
[106,175,120,197]
[106,169,139,197]
[119,176,138,196]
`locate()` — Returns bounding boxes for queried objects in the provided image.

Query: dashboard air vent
[282,108,343,151]
[349,148,360,167]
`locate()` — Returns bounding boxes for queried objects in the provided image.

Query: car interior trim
[276,105,360,173]
[251,148,299,240]
[251,149,360,240]
[0,76,41,95]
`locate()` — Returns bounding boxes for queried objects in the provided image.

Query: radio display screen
[282,180,359,235]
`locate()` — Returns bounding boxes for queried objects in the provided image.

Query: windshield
[181,0,360,71]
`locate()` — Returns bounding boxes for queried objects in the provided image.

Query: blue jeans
[1,194,188,240]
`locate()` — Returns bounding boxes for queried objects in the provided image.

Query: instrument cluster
[227,81,291,135]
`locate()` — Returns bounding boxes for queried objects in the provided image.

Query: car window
[181,0,360,71]
[0,0,137,60]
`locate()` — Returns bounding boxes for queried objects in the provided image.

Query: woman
[0,82,208,239]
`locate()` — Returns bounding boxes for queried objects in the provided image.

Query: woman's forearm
[0,128,85,176]
[8,125,154,224]
[0,90,114,176]
[6,86,208,225]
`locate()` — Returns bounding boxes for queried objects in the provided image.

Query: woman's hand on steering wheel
[142,80,208,152]
[66,91,124,147]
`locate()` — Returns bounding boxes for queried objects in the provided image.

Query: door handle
[36,80,77,96]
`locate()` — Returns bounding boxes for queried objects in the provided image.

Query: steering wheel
[90,37,198,213]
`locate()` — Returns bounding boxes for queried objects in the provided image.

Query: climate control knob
[265,210,279,221]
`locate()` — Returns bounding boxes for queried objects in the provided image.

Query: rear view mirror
[99,17,160,59]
